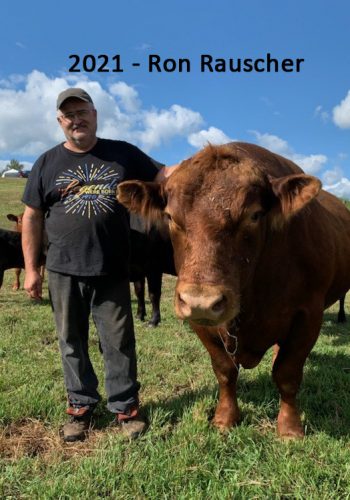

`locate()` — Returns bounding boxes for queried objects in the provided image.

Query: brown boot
[115,406,148,440]
[62,405,94,442]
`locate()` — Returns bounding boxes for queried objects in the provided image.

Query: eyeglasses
[59,109,93,122]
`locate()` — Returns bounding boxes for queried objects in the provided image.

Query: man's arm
[22,205,45,300]
[154,164,179,182]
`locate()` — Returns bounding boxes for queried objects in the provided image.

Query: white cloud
[323,177,350,199]
[322,167,343,186]
[260,96,273,107]
[338,152,348,161]
[137,105,204,151]
[321,167,350,198]
[135,43,152,51]
[251,131,350,198]
[250,131,290,156]
[333,90,350,128]
[0,70,205,157]
[291,154,327,174]
[109,81,141,113]
[250,130,327,174]
[314,105,329,123]
[0,70,74,155]
[1,71,347,199]
[15,42,26,50]
[188,126,232,149]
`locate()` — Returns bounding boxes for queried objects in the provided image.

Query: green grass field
[1,178,350,499]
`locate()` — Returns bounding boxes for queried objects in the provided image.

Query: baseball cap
[56,88,93,109]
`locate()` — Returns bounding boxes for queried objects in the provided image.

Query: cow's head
[7,213,23,231]
[117,144,321,326]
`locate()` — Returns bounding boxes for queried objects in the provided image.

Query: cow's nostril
[178,293,186,306]
[212,296,227,312]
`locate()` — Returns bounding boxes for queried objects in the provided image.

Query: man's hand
[24,268,43,300]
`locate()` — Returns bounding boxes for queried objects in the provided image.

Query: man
[22,88,176,442]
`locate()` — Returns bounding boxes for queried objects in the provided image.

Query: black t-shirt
[22,139,161,277]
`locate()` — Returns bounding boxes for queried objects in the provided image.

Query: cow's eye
[165,212,172,221]
[165,212,183,231]
[250,210,264,222]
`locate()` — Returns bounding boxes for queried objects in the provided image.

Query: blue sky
[1,0,350,197]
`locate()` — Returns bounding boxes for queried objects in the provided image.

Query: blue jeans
[48,271,140,413]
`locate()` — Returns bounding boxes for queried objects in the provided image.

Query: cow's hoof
[213,423,231,434]
[212,420,238,434]
[212,413,239,433]
[278,427,305,440]
[12,286,20,291]
[148,321,159,328]
[277,414,304,439]
[148,315,160,327]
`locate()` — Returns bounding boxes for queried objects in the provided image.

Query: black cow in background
[6,213,23,290]
[129,213,176,327]
[6,213,46,290]
[0,214,176,327]
[0,229,24,288]
[0,228,46,291]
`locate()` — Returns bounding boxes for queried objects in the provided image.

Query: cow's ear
[117,180,166,222]
[268,173,321,227]
[7,214,18,222]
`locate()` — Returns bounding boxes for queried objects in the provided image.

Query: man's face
[57,98,97,150]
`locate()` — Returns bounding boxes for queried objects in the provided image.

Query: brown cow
[337,295,346,322]
[117,142,350,438]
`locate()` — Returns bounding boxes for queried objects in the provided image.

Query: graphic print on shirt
[56,163,120,218]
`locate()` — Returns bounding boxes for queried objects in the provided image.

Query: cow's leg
[337,296,346,323]
[193,325,240,431]
[12,268,21,290]
[146,271,162,327]
[133,278,146,321]
[273,350,305,438]
[272,309,322,438]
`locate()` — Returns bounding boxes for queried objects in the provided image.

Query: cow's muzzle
[175,282,240,326]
